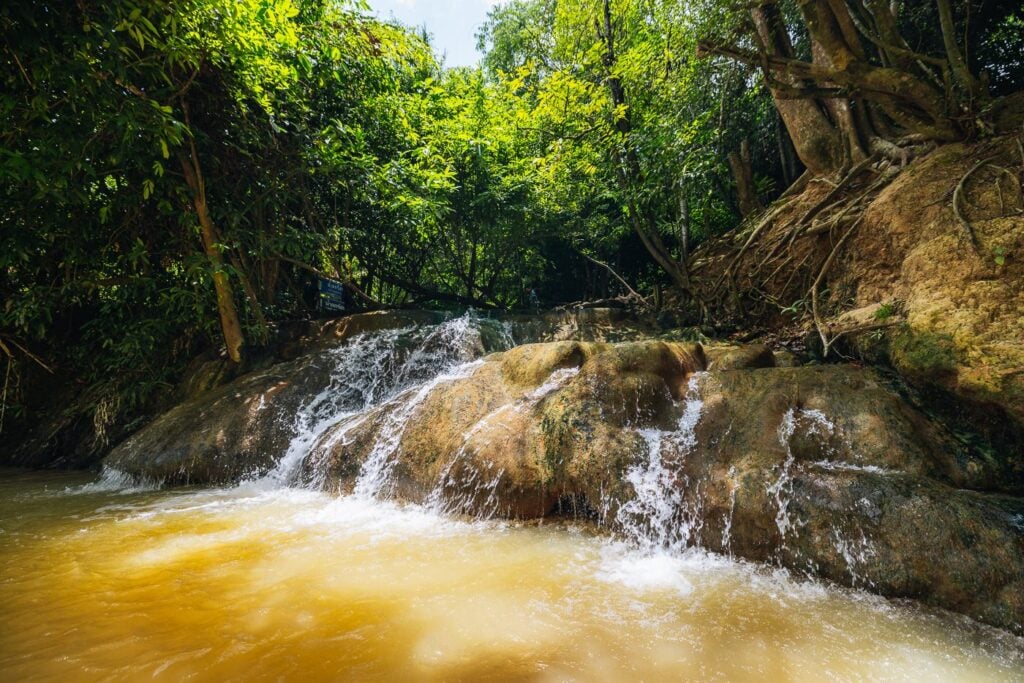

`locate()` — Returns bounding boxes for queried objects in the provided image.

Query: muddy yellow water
[0,470,1021,681]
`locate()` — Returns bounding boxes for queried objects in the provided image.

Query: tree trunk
[805,0,955,140]
[230,252,269,346]
[179,143,245,364]
[728,139,763,218]
[936,0,985,104]
[776,112,798,184]
[737,0,965,178]
[600,0,691,291]
[751,4,849,176]
[678,191,690,259]
[258,257,278,306]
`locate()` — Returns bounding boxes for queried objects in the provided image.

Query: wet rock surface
[105,359,317,485]
[303,340,1023,633]
[102,312,1024,633]
[104,308,658,485]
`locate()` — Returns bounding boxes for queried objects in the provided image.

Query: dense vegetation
[2,0,1021,443]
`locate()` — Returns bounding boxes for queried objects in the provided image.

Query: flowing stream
[2,315,1022,680]
[2,471,1022,681]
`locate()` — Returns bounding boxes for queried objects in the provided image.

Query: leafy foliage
[2,0,1020,445]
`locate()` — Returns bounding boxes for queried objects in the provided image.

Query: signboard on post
[318,278,346,313]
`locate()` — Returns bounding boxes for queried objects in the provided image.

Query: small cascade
[614,374,705,552]
[352,360,484,499]
[258,312,500,488]
[721,466,739,555]
[425,366,581,517]
[767,407,835,541]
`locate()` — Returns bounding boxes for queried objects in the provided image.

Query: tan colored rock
[308,340,705,515]
[102,330,1024,633]
[706,343,775,371]
[845,141,1024,461]
[105,361,310,484]
[306,344,1023,633]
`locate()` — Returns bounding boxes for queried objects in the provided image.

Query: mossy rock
[889,326,958,380]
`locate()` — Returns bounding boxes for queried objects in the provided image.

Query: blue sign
[318,278,346,313]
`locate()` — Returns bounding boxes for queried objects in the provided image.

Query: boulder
[705,343,776,371]
[100,329,1024,632]
[104,358,319,484]
[303,341,1023,633]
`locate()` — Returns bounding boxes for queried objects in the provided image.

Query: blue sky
[368,0,501,67]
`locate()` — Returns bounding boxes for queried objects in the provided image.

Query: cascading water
[255,312,499,489]
[39,315,1024,679]
[721,465,739,554]
[84,312,885,576]
[424,366,582,518]
[41,314,1024,673]
[767,407,835,540]
[613,374,706,552]
[351,359,485,499]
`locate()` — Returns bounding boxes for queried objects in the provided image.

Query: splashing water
[65,466,163,496]
[767,407,835,540]
[832,525,877,588]
[768,407,883,585]
[257,312,497,489]
[721,465,739,554]
[34,319,1024,679]
[615,374,705,552]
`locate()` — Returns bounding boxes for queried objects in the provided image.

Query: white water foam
[615,374,705,552]
[259,312,495,489]
[64,466,163,495]
[813,460,890,474]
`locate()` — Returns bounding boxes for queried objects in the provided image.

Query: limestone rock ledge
[105,337,1024,633]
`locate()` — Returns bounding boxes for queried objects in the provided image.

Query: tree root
[985,163,1023,212]
[790,154,879,241]
[811,214,866,357]
[721,200,792,277]
[953,155,997,253]
[869,135,936,170]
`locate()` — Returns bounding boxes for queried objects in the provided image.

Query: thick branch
[699,40,958,141]
[578,251,646,304]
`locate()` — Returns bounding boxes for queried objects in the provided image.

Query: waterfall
[256,312,500,489]
[424,366,581,518]
[94,311,879,573]
[613,374,705,552]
